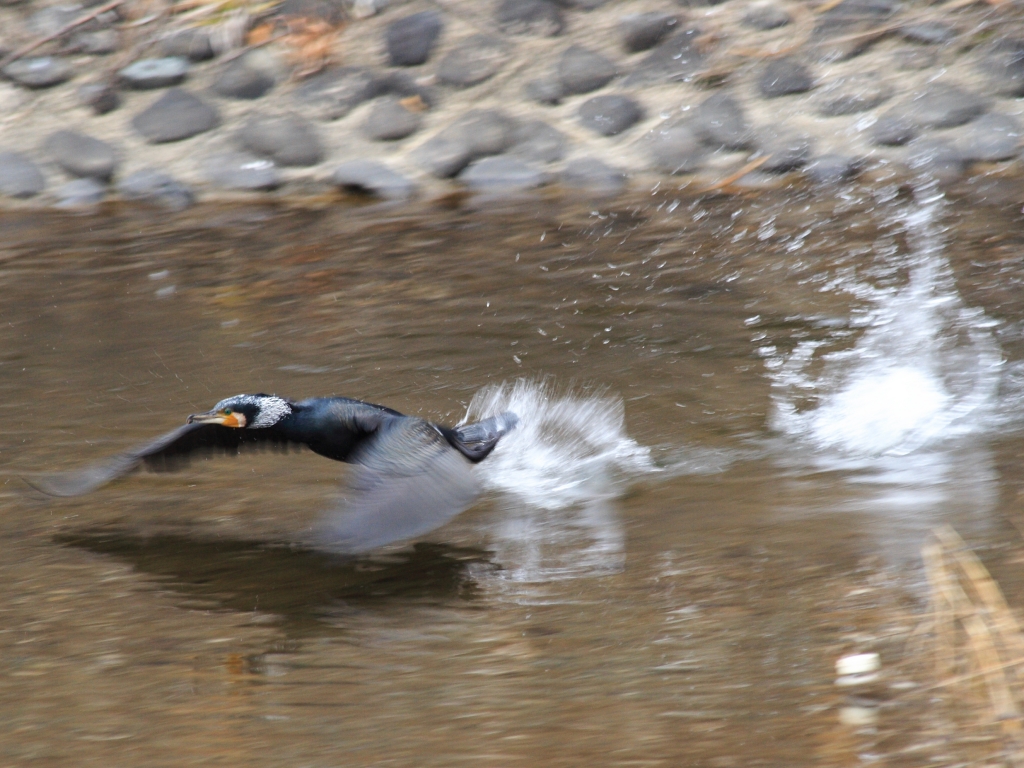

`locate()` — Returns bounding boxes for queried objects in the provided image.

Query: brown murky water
[4,186,1024,766]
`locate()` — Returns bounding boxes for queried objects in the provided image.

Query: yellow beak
[186,411,243,428]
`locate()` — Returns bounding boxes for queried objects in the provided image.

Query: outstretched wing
[314,418,482,554]
[28,422,302,497]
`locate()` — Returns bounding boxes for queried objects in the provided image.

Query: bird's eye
[223,408,233,415]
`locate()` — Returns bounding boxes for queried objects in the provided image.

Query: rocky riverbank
[1,0,1023,209]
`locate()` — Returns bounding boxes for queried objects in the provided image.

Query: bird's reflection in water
[56,527,496,637]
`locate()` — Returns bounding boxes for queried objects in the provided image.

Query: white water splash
[462,378,657,509]
[767,193,1003,460]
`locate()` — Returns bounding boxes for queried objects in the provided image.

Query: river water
[3,183,1024,766]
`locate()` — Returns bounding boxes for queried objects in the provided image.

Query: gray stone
[292,67,381,119]
[899,22,956,45]
[29,4,86,36]
[983,39,1024,98]
[813,73,891,116]
[625,29,705,85]
[955,113,1022,162]
[459,156,547,193]
[436,34,509,87]
[743,3,790,30]
[374,71,435,108]
[909,83,986,128]
[237,113,324,166]
[3,57,73,88]
[385,11,443,66]
[44,130,118,181]
[870,111,916,146]
[77,82,119,114]
[578,94,643,136]
[159,28,215,61]
[204,152,281,190]
[561,156,626,195]
[525,78,562,104]
[119,57,188,89]
[212,57,275,99]
[0,151,45,198]
[132,88,220,143]
[758,57,814,97]
[277,0,344,24]
[691,92,751,149]
[333,159,415,200]
[361,96,422,141]
[905,137,966,181]
[809,0,896,61]
[496,0,564,36]
[72,29,119,55]
[803,154,862,183]
[117,168,194,210]
[509,120,566,163]
[557,45,618,95]
[620,12,679,53]
[754,127,813,171]
[645,124,708,174]
[55,178,105,208]
[411,109,517,178]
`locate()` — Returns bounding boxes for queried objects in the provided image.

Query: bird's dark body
[32,393,519,553]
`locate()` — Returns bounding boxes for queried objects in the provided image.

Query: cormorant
[31,394,519,553]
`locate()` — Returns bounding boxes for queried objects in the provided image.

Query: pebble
[557,45,618,95]
[578,94,643,136]
[332,159,415,200]
[411,109,517,177]
[906,136,965,181]
[0,151,45,198]
[691,91,751,150]
[758,57,814,97]
[813,73,891,116]
[132,88,220,143]
[72,29,119,56]
[55,178,105,208]
[385,11,443,67]
[117,168,194,210]
[898,22,956,45]
[743,3,791,30]
[361,96,422,141]
[955,112,1022,162]
[892,48,936,71]
[983,39,1024,98]
[437,34,510,87]
[625,28,705,85]
[645,123,708,174]
[375,71,435,108]
[620,12,679,53]
[459,156,548,193]
[119,57,189,89]
[496,0,564,37]
[237,113,323,167]
[159,28,215,62]
[29,4,86,36]
[292,66,381,119]
[509,119,566,163]
[77,82,119,115]
[803,153,862,184]
[754,127,813,171]
[212,56,276,99]
[870,111,917,146]
[203,152,281,190]
[277,0,343,24]
[44,130,118,181]
[908,83,987,128]
[3,57,73,88]
[560,156,626,195]
[525,78,562,105]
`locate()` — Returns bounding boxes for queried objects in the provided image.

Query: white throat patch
[251,395,292,428]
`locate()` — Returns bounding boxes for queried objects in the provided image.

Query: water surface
[3,186,1024,765]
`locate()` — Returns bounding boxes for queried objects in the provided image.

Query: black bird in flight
[32,394,519,553]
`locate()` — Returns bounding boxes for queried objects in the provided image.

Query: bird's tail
[454,412,519,447]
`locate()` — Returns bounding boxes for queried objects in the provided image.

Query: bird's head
[187,394,292,429]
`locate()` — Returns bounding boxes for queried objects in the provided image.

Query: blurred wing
[315,418,481,553]
[28,422,302,497]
